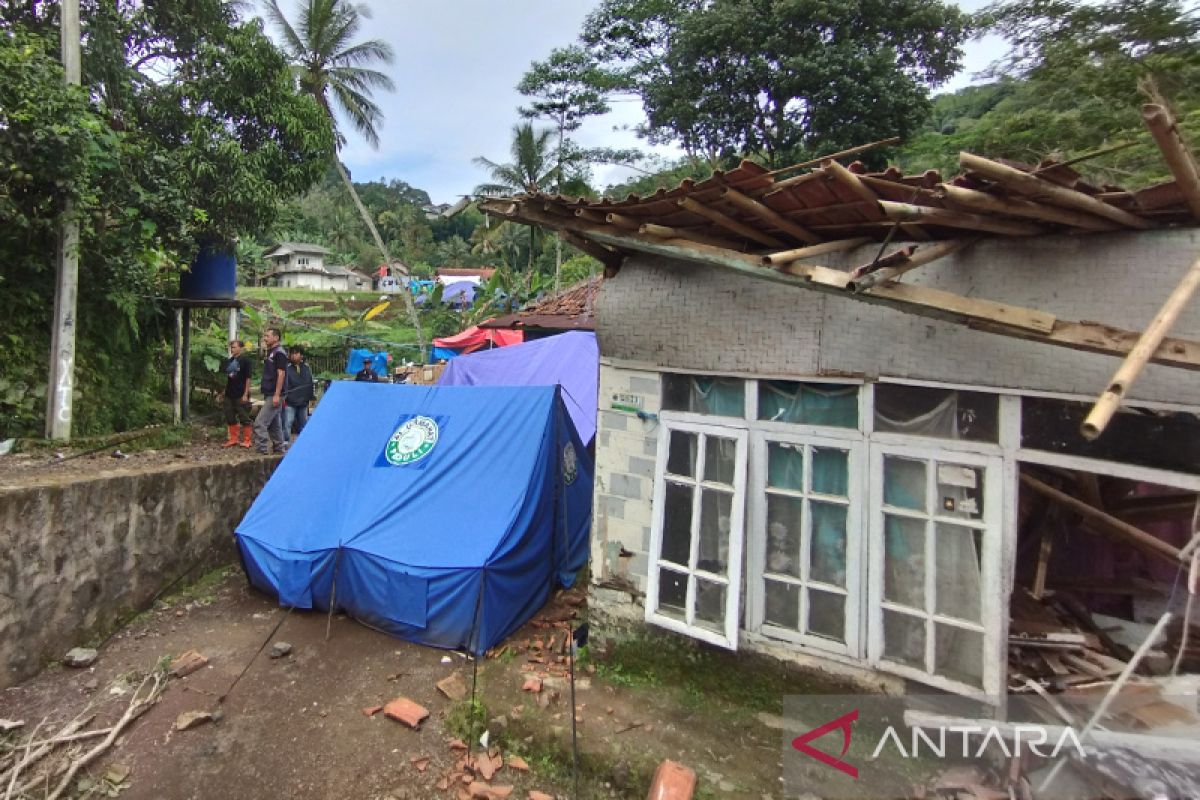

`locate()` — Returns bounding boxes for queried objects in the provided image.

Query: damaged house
[481,112,1200,704]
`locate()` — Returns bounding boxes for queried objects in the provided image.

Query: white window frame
[866,441,1005,696]
[646,418,748,649]
[746,428,865,657]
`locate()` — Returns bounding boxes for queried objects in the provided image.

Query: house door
[867,443,1004,695]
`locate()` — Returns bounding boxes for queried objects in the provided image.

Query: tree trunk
[333,157,426,362]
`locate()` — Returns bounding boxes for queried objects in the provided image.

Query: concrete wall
[595,228,1200,405]
[0,457,277,688]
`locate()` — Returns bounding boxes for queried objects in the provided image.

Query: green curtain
[759,381,857,428]
[690,377,744,416]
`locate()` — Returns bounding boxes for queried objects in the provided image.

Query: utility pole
[45,0,82,440]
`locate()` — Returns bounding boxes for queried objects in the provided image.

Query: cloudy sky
[266,0,1003,205]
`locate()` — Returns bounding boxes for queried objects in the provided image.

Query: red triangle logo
[791,709,858,778]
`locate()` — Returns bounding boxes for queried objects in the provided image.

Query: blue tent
[438,332,599,445]
[346,349,389,377]
[235,382,592,655]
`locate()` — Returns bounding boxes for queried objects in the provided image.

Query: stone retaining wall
[0,457,278,688]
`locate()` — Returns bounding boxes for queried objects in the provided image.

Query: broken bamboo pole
[849,239,976,292]
[1081,254,1200,439]
[639,222,743,250]
[720,188,822,244]
[1142,104,1200,222]
[558,230,623,271]
[821,160,885,218]
[768,136,901,183]
[1019,473,1184,564]
[761,237,871,266]
[960,152,1151,230]
[604,212,641,231]
[878,200,1045,236]
[937,184,1116,231]
[675,196,786,248]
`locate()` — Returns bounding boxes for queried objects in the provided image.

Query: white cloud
[265,0,1004,204]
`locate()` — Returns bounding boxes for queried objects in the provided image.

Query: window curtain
[688,377,744,416]
[760,382,857,427]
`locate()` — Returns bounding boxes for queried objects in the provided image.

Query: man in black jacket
[282,345,315,446]
[252,327,289,454]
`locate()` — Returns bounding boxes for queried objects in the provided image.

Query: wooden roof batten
[480,114,1200,379]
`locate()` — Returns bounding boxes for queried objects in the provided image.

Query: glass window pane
[874,384,998,443]
[764,579,799,630]
[766,495,803,578]
[767,442,804,490]
[883,609,926,670]
[811,447,849,496]
[658,568,687,621]
[884,456,926,511]
[758,381,858,428]
[884,515,925,608]
[667,430,697,477]
[661,482,693,566]
[935,624,984,687]
[810,502,848,587]
[703,436,737,485]
[697,489,733,575]
[935,525,982,623]
[663,374,744,417]
[935,462,984,519]
[694,578,726,633]
[808,590,845,642]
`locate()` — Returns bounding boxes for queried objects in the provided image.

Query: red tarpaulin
[432,325,523,355]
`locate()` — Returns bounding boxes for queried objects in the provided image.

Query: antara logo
[791,710,859,779]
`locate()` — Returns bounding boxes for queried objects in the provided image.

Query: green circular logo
[385,416,439,465]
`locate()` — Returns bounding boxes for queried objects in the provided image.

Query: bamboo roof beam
[878,200,1045,236]
[675,196,787,248]
[639,222,746,251]
[604,212,642,231]
[558,230,624,275]
[1081,253,1200,440]
[849,239,976,292]
[574,208,607,224]
[720,188,823,244]
[479,199,1200,371]
[762,237,872,266]
[822,161,885,219]
[768,136,901,187]
[1142,104,1200,222]
[960,152,1152,230]
[937,184,1117,231]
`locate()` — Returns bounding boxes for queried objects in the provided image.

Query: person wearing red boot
[221,339,253,447]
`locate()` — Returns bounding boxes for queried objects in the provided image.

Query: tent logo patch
[385,416,439,466]
[563,442,578,485]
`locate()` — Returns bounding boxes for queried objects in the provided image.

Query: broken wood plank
[938,184,1117,231]
[1032,527,1054,599]
[878,200,1045,236]
[720,187,822,244]
[762,237,871,266]
[1081,254,1200,439]
[1142,104,1200,222]
[1020,473,1184,564]
[960,152,1151,230]
[676,196,786,248]
[849,239,976,292]
[558,231,623,273]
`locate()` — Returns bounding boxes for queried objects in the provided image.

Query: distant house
[261,242,372,292]
[435,267,495,287]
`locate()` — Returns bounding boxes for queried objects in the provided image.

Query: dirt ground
[0,429,269,489]
[0,569,796,800]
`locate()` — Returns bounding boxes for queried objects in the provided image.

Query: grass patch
[589,632,860,716]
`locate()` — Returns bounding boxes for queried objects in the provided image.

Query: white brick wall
[595,229,1200,405]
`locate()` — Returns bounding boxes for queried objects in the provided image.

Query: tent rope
[466,574,487,768]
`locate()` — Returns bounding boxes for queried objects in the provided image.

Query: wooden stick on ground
[1081,254,1200,439]
[1142,104,1200,222]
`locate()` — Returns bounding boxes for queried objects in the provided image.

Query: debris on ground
[0,718,24,732]
[169,649,209,678]
[520,677,542,693]
[383,697,429,729]
[647,759,696,800]
[362,704,383,717]
[104,763,131,785]
[63,647,98,668]
[436,672,468,701]
[175,710,214,731]
[268,641,293,659]
[505,756,529,772]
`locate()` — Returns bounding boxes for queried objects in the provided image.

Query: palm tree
[266,0,426,359]
[474,123,560,273]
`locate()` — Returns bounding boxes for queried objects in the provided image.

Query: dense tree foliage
[0,2,333,437]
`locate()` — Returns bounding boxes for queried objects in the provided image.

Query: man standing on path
[221,339,253,448]
[282,344,315,446]
[252,327,288,454]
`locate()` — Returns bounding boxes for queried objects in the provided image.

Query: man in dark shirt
[355,358,379,382]
[282,344,315,446]
[221,339,253,448]
[252,327,289,454]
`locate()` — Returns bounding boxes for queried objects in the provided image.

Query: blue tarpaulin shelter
[438,331,599,445]
[346,349,388,377]
[235,382,592,655]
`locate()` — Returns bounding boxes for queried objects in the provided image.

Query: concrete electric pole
[45,0,82,440]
